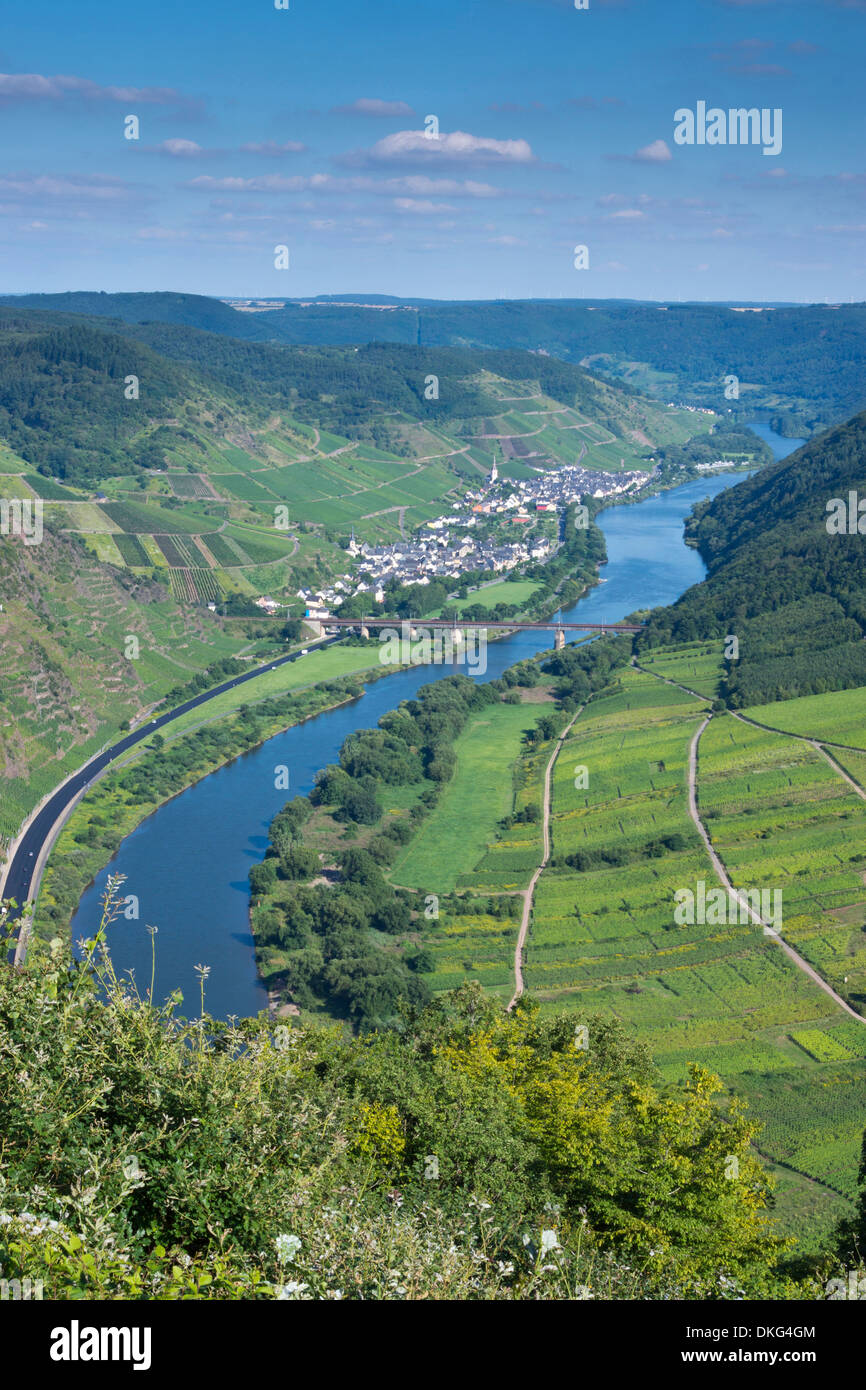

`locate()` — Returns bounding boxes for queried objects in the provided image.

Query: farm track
[508,707,582,1010]
[728,710,866,762]
[635,660,866,1026]
[361,504,408,538]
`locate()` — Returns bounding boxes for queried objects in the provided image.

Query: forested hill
[3,292,866,432]
[636,411,866,706]
[123,324,645,435]
[0,307,664,486]
[0,291,249,336]
[0,309,198,481]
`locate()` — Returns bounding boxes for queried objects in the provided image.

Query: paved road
[2,636,342,941]
[508,708,581,1010]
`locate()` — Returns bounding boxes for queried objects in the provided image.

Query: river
[68,426,804,1018]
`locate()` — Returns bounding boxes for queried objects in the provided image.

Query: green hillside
[0,524,247,841]
[636,411,866,706]
[0,306,711,593]
[5,292,866,434]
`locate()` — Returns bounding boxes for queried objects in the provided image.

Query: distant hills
[3,291,865,434]
[0,305,700,491]
[638,411,866,706]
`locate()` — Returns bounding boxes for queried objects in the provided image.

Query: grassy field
[444,579,544,614]
[418,902,522,1001]
[390,701,541,895]
[164,644,393,738]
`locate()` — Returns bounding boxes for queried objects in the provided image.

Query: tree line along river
[68,425,803,1018]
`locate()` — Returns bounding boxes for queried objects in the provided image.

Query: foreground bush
[0,884,843,1300]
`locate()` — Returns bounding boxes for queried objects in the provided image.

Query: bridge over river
[307,614,643,648]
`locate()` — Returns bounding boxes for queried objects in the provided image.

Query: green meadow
[391,701,541,895]
[165,644,393,737]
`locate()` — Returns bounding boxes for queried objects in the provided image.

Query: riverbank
[27,572,596,955]
[32,659,403,951]
[245,670,554,1029]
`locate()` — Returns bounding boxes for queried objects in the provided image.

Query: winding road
[1,635,343,961]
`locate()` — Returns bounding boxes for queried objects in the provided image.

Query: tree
[277,845,320,882]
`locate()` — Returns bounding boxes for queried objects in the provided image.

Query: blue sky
[1,0,862,301]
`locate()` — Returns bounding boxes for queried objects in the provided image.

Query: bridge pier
[450,627,464,645]
[555,628,565,651]
[360,624,370,640]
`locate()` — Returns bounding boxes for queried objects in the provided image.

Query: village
[289,452,655,619]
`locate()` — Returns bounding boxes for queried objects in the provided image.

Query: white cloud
[632,139,673,164]
[188,173,504,198]
[148,138,306,159]
[393,198,458,214]
[0,72,188,105]
[157,139,204,158]
[341,129,535,167]
[332,98,415,118]
[0,173,130,199]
